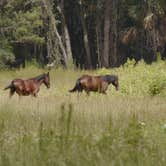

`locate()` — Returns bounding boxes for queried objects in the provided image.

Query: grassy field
[0,60,165,166]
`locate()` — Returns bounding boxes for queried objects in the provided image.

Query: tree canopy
[0,0,166,69]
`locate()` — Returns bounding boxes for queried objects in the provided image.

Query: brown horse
[4,72,50,98]
[69,74,119,95]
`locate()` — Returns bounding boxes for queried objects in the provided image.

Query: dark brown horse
[69,74,119,95]
[4,72,50,98]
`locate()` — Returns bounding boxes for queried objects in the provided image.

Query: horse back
[12,79,24,87]
[80,75,103,91]
[12,79,37,91]
[24,79,39,90]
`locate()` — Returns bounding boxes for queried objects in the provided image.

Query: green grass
[0,60,165,165]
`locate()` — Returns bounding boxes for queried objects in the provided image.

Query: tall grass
[0,60,165,165]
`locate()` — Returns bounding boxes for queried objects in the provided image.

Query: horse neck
[32,76,44,86]
[37,78,45,86]
[101,76,111,84]
[34,74,45,84]
[105,76,116,85]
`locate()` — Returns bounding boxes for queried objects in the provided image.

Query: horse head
[103,75,119,90]
[43,72,50,89]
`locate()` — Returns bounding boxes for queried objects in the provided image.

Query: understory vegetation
[0,60,165,166]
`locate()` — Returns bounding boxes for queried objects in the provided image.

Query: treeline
[0,0,166,69]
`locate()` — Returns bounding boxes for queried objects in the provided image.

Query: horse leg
[85,90,90,96]
[9,88,15,98]
[112,81,119,90]
[18,95,22,101]
[76,90,81,96]
[32,88,39,97]
[100,82,108,94]
[14,91,22,100]
[32,92,37,97]
[101,91,107,95]
[33,94,37,97]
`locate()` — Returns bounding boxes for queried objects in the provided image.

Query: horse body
[80,75,107,93]
[11,79,40,96]
[69,74,119,95]
[4,72,50,98]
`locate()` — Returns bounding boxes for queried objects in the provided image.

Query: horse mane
[33,73,46,81]
[101,75,118,83]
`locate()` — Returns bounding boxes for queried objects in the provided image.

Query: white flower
[139,121,146,126]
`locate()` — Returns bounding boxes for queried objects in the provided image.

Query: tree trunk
[80,6,92,69]
[144,28,159,62]
[96,25,101,68]
[59,0,73,65]
[109,0,118,67]
[101,0,112,68]
[95,0,104,68]
[41,0,67,67]
[54,27,68,67]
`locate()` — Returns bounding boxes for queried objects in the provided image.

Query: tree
[0,0,45,67]
[57,0,73,67]
[101,0,111,68]
[0,0,166,69]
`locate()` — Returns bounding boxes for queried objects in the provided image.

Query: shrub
[0,41,15,69]
[149,76,166,96]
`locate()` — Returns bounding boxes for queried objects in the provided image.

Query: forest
[0,0,166,69]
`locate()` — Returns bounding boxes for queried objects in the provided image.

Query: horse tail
[69,79,82,92]
[4,82,15,90]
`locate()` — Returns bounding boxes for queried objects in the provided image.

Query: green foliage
[1,1,45,44]
[97,59,166,97]
[149,76,166,96]
[124,114,144,146]
[0,40,15,69]
[0,0,46,67]
[25,58,39,68]
[123,58,136,68]
[12,7,44,44]
[147,0,165,15]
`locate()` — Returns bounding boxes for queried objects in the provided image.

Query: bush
[149,76,166,96]
[96,59,166,97]
[0,41,15,69]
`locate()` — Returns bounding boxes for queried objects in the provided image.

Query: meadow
[0,60,165,166]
